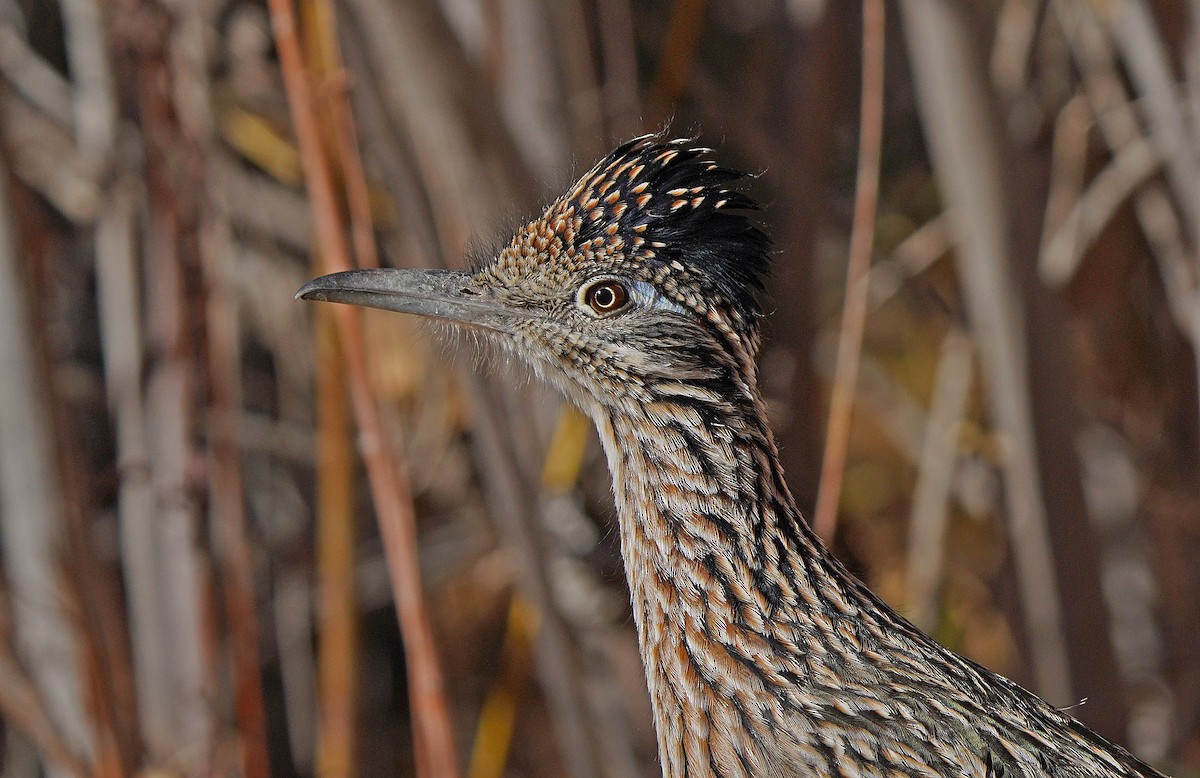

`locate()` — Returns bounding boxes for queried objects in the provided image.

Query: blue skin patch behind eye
[628,279,689,316]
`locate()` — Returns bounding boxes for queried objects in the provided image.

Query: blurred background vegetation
[0,0,1197,775]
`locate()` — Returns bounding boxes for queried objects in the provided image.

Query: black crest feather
[559,135,771,323]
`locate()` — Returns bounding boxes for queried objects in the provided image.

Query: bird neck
[600,388,807,589]
[594,383,879,775]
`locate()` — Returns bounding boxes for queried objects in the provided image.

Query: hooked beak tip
[294,279,322,301]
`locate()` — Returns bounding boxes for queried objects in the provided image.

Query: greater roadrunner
[300,136,1167,777]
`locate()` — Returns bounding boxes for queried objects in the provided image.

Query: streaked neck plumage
[587,366,1157,777]
[589,362,872,776]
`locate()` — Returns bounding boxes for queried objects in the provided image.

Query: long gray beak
[296,268,519,333]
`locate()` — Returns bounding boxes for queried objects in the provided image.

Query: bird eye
[581,279,630,316]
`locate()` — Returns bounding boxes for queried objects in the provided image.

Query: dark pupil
[593,286,615,308]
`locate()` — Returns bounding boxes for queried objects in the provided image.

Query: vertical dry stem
[813,0,886,542]
[316,306,359,777]
[267,0,460,774]
[899,0,1073,705]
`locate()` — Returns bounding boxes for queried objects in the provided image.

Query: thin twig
[315,304,359,776]
[1040,135,1160,286]
[813,0,886,542]
[1104,0,1200,250]
[266,0,460,775]
[133,25,217,758]
[1053,0,1200,428]
[0,28,73,127]
[0,580,89,778]
[94,172,180,759]
[0,90,101,222]
[329,76,380,271]
[36,209,140,776]
[202,194,272,778]
[59,0,116,165]
[990,0,1043,100]
[305,3,373,769]
[0,152,95,773]
[866,213,951,310]
[306,0,379,270]
[899,0,1074,705]
[1038,94,1091,282]
[905,329,974,631]
[88,176,151,775]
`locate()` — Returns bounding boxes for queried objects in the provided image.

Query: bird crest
[489,135,771,331]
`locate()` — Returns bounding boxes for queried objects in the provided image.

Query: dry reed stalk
[905,330,975,631]
[813,0,886,543]
[0,154,95,775]
[0,596,89,778]
[316,305,359,777]
[202,216,272,778]
[899,0,1073,706]
[303,0,376,770]
[267,0,460,774]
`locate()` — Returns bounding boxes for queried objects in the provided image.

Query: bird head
[298,136,772,417]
